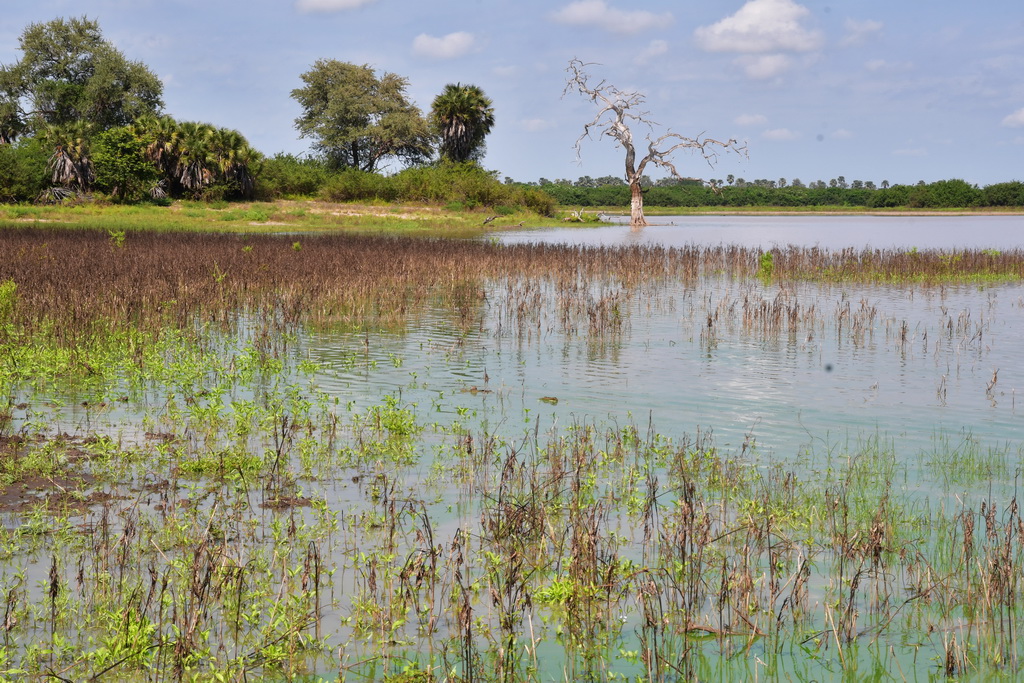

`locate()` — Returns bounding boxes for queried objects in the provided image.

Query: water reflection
[306,271,1024,465]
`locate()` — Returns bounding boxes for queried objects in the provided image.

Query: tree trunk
[629,180,647,227]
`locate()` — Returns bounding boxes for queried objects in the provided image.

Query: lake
[491,213,1024,250]
[3,216,1023,680]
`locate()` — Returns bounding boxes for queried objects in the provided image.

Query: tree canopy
[291,60,432,173]
[0,16,163,141]
[431,83,495,164]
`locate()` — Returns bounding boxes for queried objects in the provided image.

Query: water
[306,262,1024,473]
[287,219,1024,675]
[491,213,1024,250]
[7,215,1024,678]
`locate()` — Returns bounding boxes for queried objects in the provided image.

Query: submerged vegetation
[0,228,1023,680]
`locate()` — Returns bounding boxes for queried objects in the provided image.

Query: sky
[2,0,1023,187]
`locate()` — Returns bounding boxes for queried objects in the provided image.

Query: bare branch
[638,132,747,181]
[564,58,747,227]
[565,58,653,167]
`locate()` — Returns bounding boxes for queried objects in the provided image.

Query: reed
[0,226,1023,679]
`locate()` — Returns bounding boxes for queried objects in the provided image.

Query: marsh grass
[0,228,1023,679]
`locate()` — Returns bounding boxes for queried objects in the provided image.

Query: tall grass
[0,228,1023,679]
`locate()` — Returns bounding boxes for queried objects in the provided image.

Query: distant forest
[517,176,1024,209]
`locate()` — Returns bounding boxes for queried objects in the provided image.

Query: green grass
[0,199,551,236]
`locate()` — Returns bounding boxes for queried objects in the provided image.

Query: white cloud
[634,40,669,65]
[296,0,377,12]
[1001,108,1024,128]
[694,0,823,54]
[840,18,883,47]
[551,0,673,35]
[734,113,768,126]
[763,128,799,141]
[831,128,853,139]
[737,54,793,79]
[411,32,477,60]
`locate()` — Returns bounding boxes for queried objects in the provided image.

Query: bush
[0,138,50,203]
[867,185,912,208]
[315,162,549,213]
[390,163,513,206]
[256,153,329,199]
[319,168,396,202]
[521,188,556,217]
[907,179,981,208]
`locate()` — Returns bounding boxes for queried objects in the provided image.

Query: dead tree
[564,59,745,227]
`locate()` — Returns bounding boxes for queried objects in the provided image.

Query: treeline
[0,17,554,216]
[528,178,1024,209]
[0,137,555,215]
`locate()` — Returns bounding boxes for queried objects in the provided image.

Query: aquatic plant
[0,227,1022,679]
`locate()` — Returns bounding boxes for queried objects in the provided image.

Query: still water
[308,216,1024,472]
[7,216,1024,678]
[492,213,1024,250]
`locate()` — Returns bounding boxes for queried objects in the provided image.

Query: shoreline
[596,208,1024,217]
[0,200,1021,238]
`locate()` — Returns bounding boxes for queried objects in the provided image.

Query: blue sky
[3,0,1023,187]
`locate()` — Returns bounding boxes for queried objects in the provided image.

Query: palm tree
[430,83,495,163]
[207,127,261,199]
[173,121,215,198]
[42,122,95,190]
[135,115,181,175]
[133,117,260,199]
[133,115,183,197]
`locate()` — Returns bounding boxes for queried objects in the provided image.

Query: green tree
[174,121,214,197]
[908,179,981,208]
[430,83,494,163]
[982,181,1024,207]
[0,17,163,138]
[92,125,157,201]
[291,60,432,172]
[0,137,49,201]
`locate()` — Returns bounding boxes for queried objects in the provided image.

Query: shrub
[522,188,556,217]
[320,168,396,202]
[256,153,330,199]
[0,138,50,203]
[243,208,270,222]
